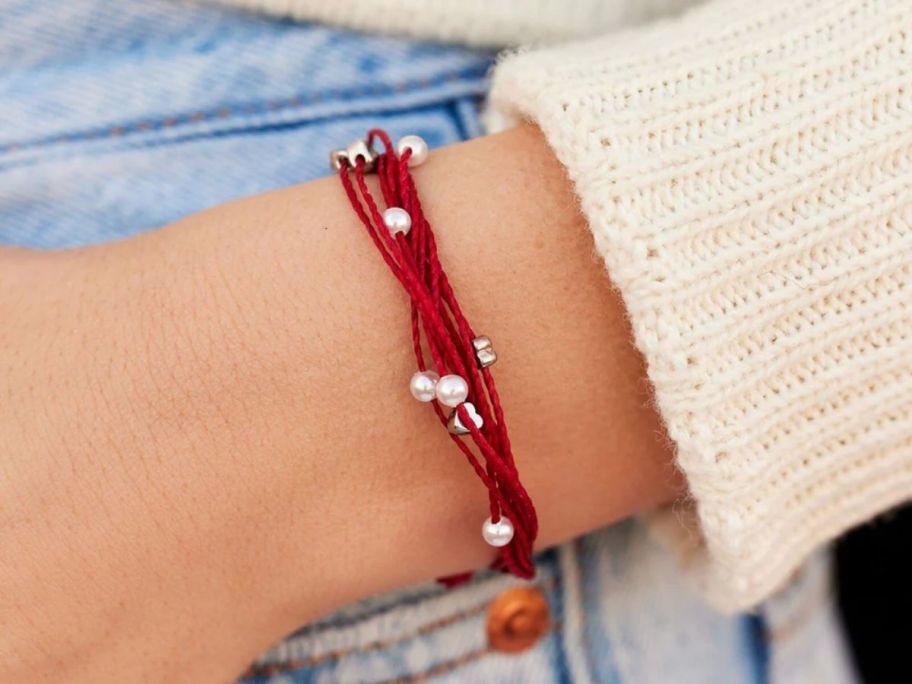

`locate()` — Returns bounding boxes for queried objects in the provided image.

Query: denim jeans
[1,1,858,682]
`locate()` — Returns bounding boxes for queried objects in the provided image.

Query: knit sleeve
[486,0,912,610]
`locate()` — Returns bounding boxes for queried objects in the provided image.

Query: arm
[0,125,679,682]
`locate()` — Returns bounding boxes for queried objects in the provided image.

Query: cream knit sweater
[216,0,912,611]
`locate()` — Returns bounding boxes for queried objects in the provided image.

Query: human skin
[0,125,683,682]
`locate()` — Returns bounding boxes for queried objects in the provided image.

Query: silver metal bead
[396,135,429,167]
[447,401,484,435]
[409,370,439,402]
[482,515,514,547]
[345,138,377,171]
[472,336,497,368]
[435,374,469,407]
[329,148,348,171]
[383,207,412,236]
[330,138,378,172]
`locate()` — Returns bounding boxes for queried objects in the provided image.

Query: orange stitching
[2,70,488,157]
[377,647,491,684]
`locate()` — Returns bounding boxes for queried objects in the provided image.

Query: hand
[0,125,682,682]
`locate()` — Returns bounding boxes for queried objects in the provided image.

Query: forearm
[0,125,680,681]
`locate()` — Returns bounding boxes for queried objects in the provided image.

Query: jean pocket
[239,559,564,684]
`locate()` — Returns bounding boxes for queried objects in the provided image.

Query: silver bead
[447,402,484,435]
[396,135,429,167]
[482,516,514,547]
[329,148,348,171]
[409,370,439,402]
[383,207,412,236]
[330,138,378,171]
[472,336,497,368]
[346,138,377,171]
[435,374,468,407]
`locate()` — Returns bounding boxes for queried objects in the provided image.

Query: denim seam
[293,558,555,634]
[377,622,563,684]
[248,623,563,683]
[765,576,832,643]
[375,645,492,684]
[0,66,489,157]
[296,586,448,635]
[743,613,771,684]
[553,543,588,684]
[244,578,559,677]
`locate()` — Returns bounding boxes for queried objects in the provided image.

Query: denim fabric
[0,0,489,247]
[0,1,858,682]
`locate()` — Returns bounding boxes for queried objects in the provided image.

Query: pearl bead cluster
[410,371,479,416]
[409,367,511,547]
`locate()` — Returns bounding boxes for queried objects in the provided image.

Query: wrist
[183,123,682,624]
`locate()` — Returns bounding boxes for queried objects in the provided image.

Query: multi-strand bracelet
[332,130,538,580]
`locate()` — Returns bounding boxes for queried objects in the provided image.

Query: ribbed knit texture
[208,0,693,47]
[487,0,912,609]
[211,0,912,610]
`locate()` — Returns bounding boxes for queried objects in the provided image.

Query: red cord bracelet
[332,130,538,581]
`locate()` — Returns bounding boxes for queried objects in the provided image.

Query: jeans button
[486,586,550,653]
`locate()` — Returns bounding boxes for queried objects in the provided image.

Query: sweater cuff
[487,0,912,610]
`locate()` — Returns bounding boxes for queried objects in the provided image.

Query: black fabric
[836,504,912,684]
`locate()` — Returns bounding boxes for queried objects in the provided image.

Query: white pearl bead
[409,370,439,402]
[396,135,429,167]
[482,516,514,547]
[383,207,411,236]
[435,374,468,407]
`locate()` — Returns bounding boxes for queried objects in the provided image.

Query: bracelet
[332,130,538,580]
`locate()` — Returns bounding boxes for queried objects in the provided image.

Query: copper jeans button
[486,586,550,653]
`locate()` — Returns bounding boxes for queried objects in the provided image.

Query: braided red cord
[336,130,538,580]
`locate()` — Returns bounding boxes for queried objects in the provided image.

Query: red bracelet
[332,130,538,581]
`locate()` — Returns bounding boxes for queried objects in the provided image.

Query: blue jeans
[1,2,857,682]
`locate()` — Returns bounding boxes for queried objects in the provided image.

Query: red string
[337,130,538,580]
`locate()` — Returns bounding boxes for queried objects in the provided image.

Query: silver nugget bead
[330,138,378,171]
[447,402,484,435]
[329,148,348,171]
[472,336,497,368]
